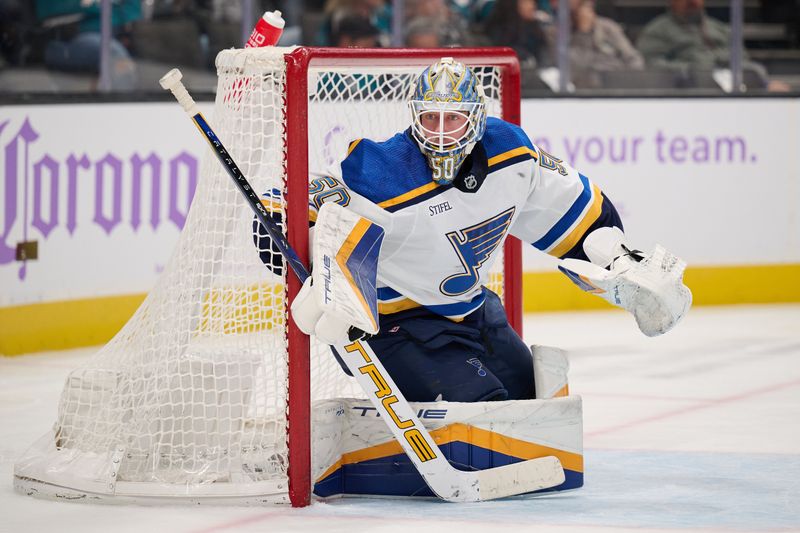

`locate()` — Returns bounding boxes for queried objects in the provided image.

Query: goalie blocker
[291,202,384,345]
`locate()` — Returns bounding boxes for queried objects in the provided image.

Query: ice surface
[1,305,798,533]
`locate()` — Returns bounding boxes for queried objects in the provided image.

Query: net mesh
[14,47,509,502]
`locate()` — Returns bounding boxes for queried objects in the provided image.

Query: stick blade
[474,455,565,501]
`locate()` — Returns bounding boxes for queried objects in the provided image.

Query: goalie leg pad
[532,345,570,399]
[312,396,584,499]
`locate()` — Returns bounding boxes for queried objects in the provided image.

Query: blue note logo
[466,357,487,377]
[440,207,515,296]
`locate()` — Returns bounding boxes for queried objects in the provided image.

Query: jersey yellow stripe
[487,146,538,167]
[378,299,468,321]
[378,298,422,314]
[548,184,604,258]
[259,198,283,212]
[347,139,362,156]
[377,181,440,209]
[374,147,536,210]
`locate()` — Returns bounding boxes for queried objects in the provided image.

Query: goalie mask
[409,58,487,185]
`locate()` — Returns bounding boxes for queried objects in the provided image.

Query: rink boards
[1,98,799,354]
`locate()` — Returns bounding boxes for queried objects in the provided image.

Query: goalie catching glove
[291,202,385,345]
[559,227,692,337]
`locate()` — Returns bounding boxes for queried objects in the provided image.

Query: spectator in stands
[330,13,381,47]
[453,0,511,27]
[0,0,21,68]
[41,0,140,90]
[404,0,472,46]
[636,0,790,91]
[758,0,800,47]
[484,0,554,67]
[316,0,390,46]
[404,17,443,48]
[569,0,644,88]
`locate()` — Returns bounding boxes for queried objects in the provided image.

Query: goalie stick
[159,68,565,502]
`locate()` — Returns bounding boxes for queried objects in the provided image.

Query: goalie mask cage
[14,47,522,507]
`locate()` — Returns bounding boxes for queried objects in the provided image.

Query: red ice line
[585,376,800,438]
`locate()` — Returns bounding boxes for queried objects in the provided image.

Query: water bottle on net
[226,11,286,106]
[246,10,285,48]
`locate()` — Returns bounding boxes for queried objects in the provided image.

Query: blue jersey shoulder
[341,131,432,204]
[481,117,535,160]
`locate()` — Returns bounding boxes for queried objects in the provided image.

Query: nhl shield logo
[464,174,477,190]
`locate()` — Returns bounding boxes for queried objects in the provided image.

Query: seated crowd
[0,0,797,92]
[315,0,794,91]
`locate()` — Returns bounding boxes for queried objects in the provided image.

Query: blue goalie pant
[332,288,535,402]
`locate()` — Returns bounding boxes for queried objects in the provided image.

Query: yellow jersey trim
[487,146,538,167]
[548,184,604,258]
[378,298,422,315]
[259,198,283,213]
[347,139,362,156]
[377,181,440,209]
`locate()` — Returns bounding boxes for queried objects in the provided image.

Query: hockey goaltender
[255,57,692,500]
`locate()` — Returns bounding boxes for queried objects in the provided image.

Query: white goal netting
[14,47,510,505]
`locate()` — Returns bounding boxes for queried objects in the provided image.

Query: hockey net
[14,47,522,506]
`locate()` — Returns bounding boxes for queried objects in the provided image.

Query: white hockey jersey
[307,117,607,321]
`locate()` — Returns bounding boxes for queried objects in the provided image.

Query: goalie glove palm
[560,245,692,337]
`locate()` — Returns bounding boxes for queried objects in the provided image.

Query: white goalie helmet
[409,57,487,185]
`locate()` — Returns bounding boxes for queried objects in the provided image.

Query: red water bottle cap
[246,10,285,48]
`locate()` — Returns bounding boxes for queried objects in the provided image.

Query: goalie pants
[332,289,535,402]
